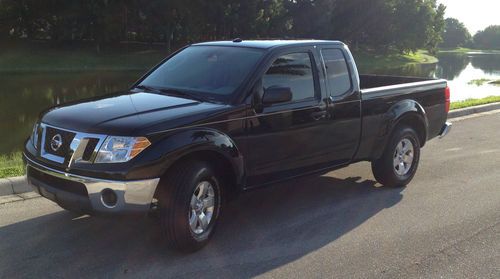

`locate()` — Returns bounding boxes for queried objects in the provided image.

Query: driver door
[244,49,330,186]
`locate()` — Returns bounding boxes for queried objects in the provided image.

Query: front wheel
[158,160,223,252]
[371,126,421,187]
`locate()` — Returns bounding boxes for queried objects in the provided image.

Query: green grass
[450,96,500,110]
[354,49,438,71]
[439,47,475,54]
[0,41,167,73]
[468,79,500,86]
[468,79,492,86]
[0,152,24,179]
[405,50,439,64]
[1,40,439,74]
[439,47,500,54]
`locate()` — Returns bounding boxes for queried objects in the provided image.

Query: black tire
[157,159,223,252]
[371,125,421,188]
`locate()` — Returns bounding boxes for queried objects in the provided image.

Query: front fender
[129,128,244,185]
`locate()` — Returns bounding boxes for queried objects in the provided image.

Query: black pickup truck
[24,40,451,251]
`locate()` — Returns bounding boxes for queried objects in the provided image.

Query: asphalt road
[1,112,499,278]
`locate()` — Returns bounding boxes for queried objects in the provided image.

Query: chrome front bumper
[24,154,159,214]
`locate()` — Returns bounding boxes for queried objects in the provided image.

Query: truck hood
[41,91,230,136]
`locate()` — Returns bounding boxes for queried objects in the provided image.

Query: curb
[0,192,40,205]
[448,102,500,119]
[1,102,499,197]
[0,176,31,196]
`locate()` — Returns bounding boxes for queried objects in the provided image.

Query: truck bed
[355,74,448,161]
[360,74,432,90]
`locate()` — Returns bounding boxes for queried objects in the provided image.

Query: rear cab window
[320,49,352,97]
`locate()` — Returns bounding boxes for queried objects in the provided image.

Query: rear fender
[372,100,428,159]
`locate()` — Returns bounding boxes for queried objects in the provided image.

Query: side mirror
[262,86,292,105]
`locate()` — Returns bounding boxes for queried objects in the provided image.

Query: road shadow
[0,174,404,278]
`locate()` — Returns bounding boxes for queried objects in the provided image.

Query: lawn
[0,152,24,179]
[2,40,439,74]
[450,96,500,110]
[439,47,500,54]
[0,41,167,73]
[468,79,500,86]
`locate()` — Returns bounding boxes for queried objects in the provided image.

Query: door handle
[311,111,328,121]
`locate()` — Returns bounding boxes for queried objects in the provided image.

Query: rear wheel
[371,126,421,187]
[157,160,223,252]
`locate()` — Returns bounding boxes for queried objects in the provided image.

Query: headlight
[94,136,151,163]
[31,122,39,149]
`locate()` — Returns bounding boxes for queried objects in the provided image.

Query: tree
[473,25,500,50]
[285,0,334,39]
[389,0,445,54]
[0,0,447,54]
[425,2,446,54]
[441,18,472,48]
[330,0,394,50]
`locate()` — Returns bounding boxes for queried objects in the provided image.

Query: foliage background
[0,0,448,53]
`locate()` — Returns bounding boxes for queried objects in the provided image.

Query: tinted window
[321,49,351,97]
[140,46,264,99]
[263,52,315,102]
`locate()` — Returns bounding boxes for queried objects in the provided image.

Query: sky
[438,0,500,35]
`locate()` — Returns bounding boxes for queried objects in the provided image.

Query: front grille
[82,138,100,161]
[44,127,76,157]
[27,166,88,197]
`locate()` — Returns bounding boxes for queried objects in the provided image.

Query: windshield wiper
[156,88,208,102]
[134,84,211,103]
[133,84,158,92]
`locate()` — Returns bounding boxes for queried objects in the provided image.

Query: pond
[367,52,500,102]
[1,52,500,157]
[0,71,144,156]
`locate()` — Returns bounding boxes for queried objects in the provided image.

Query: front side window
[140,46,264,101]
[321,49,352,97]
[262,52,315,102]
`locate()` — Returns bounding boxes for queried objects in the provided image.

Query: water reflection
[365,63,437,78]
[0,71,143,155]
[364,52,500,102]
[470,54,500,74]
[434,53,469,80]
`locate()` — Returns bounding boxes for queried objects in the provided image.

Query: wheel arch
[372,99,429,159]
[152,128,245,199]
[393,112,427,147]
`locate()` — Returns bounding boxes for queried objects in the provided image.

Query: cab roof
[192,39,345,49]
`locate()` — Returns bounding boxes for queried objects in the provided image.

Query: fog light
[101,188,118,208]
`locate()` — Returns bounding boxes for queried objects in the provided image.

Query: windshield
[139,46,264,102]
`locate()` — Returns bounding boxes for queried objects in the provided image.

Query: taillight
[444,86,450,113]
